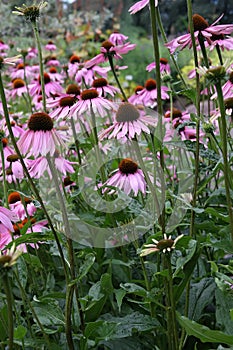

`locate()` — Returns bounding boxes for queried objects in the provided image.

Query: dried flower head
[140,234,183,256]
[0,244,22,269]
[13,1,48,22]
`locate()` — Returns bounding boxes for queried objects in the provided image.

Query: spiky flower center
[7,154,20,162]
[12,78,25,89]
[192,14,209,31]
[101,40,115,51]
[17,63,25,70]
[165,108,182,119]
[92,78,108,88]
[0,255,12,265]
[211,33,224,41]
[81,89,98,100]
[145,79,157,91]
[224,97,233,109]
[119,158,138,175]
[229,71,233,84]
[66,84,80,95]
[38,73,51,84]
[0,56,4,69]
[135,85,144,94]
[116,102,140,122]
[1,138,8,147]
[160,57,168,64]
[8,192,21,204]
[6,169,13,175]
[69,55,80,64]
[64,176,73,187]
[59,96,76,107]
[49,67,57,74]
[23,6,40,21]
[28,112,53,131]
[157,238,174,251]
[47,41,54,45]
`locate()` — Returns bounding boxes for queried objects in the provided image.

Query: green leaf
[78,253,95,281]
[32,297,65,331]
[14,325,27,340]
[215,288,233,335]
[114,289,126,313]
[177,313,233,345]
[84,320,117,344]
[0,306,8,341]
[119,283,147,297]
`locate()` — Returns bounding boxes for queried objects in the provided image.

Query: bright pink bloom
[165,14,233,54]
[0,206,18,233]
[17,112,65,157]
[45,41,57,51]
[146,58,171,74]
[8,78,27,99]
[108,32,128,45]
[92,78,120,97]
[137,79,169,107]
[99,102,156,140]
[70,88,116,118]
[8,192,37,220]
[104,158,146,196]
[85,40,136,68]
[29,72,63,97]
[28,153,76,179]
[129,0,158,14]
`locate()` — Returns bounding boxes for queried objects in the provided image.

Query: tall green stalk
[2,272,14,350]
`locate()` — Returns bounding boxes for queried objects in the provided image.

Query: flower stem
[215,81,233,239]
[0,140,8,207]
[149,2,166,234]
[108,56,128,101]
[32,20,46,112]
[2,273,14,350]
[70,116,82,165]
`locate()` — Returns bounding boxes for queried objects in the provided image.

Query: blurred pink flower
[129,0,158,15]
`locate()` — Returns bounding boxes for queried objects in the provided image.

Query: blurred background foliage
[1,0,233,85]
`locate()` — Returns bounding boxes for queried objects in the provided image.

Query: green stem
[216,44,223,66]
[198,33,209,68]
[13,271,51,347]
[149,3,166,234]
[2,273,14,350]
[0,141,8,207]
[46,156,85,337]
[32,20,46,112]
[65,285,75,350]
[156,8,188,89]
[0,72,69,282]
[215,81,233,239]
[108,56,128,101]
[70,116,82,164]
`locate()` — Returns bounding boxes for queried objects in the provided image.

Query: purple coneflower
[85,40,136,68]
[0,206,18,234]
[8,191,37,220]
[17,112,65,157]
[140,234,183,256]
[211,71,233,100]
[92,78,120,97]
[165,14,233,54]
[108,32,128,45]
[99,102,156,140]
[10,62,34,81]
[29,72,63,97]
[8,78,27,99]
[70,88,116,118]
[138,79,169,107]
[45,41,57,52]
[129,0,158,15]
[104,158,146,196]
[47,84,80,120]
[28,152,76,179]
[146,57,171,74]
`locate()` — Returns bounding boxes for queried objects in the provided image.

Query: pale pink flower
[211,71,233,100]
[165,14,233,54]
[29,72,63,97]
[99,102,157,140]
[92,78,120,97]
[85,40,136,68]
[28,153,76,179]
[8,78,27,99]
[129,0,158,15]
[8,191,37,220]
[137,79,169,107]
[70,88,116,118]
[44,41,57,51]
[140,234,183,256]
[108,32,128,45]
[104,158,146,196]
[17,112,65,157]
[0,206,18,233]
[146,58,171,74]
[10,62,34,81]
